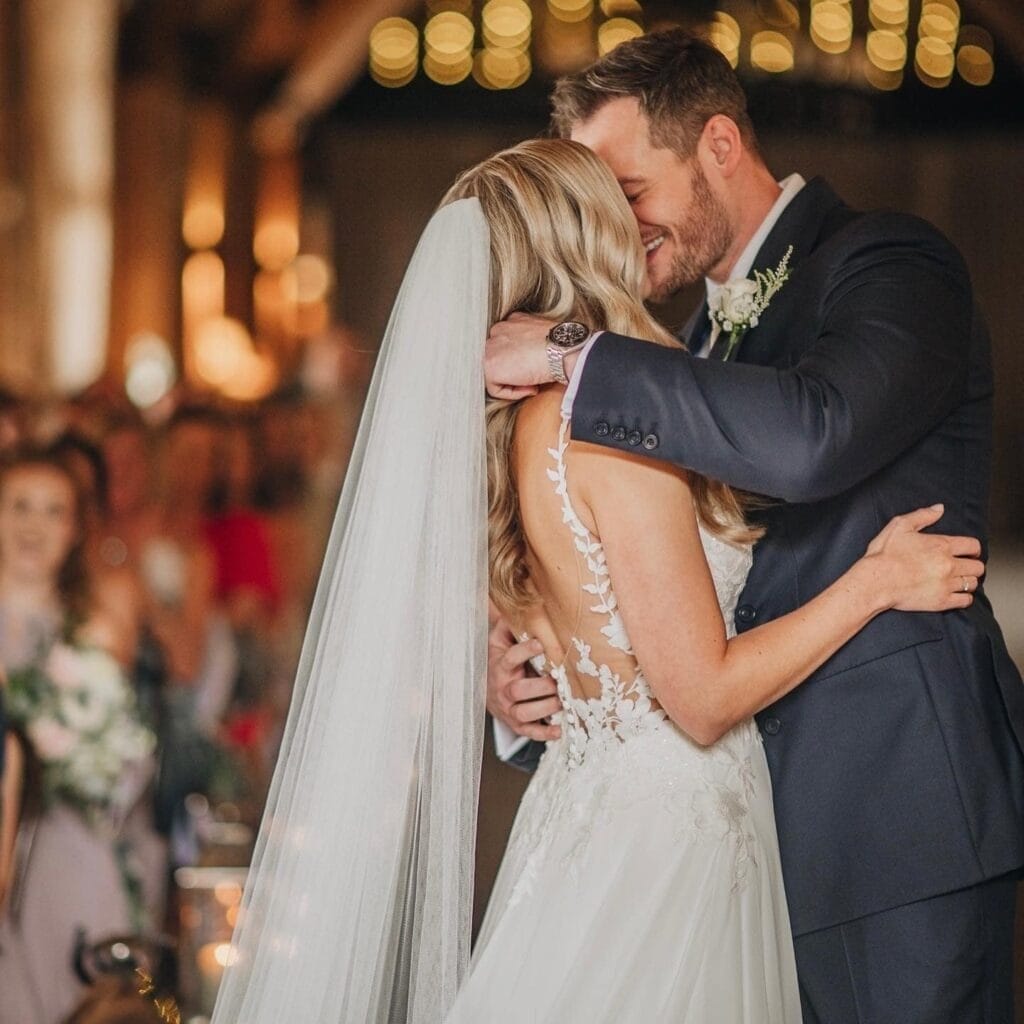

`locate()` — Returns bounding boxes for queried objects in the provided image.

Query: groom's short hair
[550,28,757,158]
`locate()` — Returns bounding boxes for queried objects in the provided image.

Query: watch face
[549,320,589,348]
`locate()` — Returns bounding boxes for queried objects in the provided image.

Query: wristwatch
[546,321,591,385]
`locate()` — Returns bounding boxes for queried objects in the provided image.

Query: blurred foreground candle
[254,151,300,272]
[183,105,228,250]
[175,866,248,1017]
[196,941,240,1013]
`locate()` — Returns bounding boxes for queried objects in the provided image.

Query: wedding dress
[446,415,802,1023]
[212,198,799,1023]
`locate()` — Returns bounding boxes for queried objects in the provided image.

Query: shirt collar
[705,173,806,303]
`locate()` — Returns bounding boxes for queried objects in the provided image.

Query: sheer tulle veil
[211,198,491,1023]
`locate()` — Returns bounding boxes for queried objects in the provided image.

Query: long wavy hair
[0,447,91,633]
[443,138,760,613]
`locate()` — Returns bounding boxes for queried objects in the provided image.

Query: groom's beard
[651,163,733,302]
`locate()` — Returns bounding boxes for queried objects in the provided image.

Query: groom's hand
[485,313,561,400]
[487,617,561,742]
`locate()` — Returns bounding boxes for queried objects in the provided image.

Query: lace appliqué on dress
[543,423,667,768]
[504,416,762,905]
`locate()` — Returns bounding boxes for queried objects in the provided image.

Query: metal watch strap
[546,342,571,385]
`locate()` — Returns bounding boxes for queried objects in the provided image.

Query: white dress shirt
[495,174,807,762]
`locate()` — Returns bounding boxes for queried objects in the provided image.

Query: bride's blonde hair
[442,139,760,612]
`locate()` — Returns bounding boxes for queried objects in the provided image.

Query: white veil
[211,198,491,1023]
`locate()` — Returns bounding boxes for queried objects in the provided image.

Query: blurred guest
[51,432,141,668]
[252,396,318,717]
[98,414,160,573]
[0,449,156,1024]
[143,408,237,858]
[206,416,281,635]
[98,415,166,729]
[50,431,168,930]
[206,417,280,793]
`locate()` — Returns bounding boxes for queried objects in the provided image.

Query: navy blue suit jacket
[518,178,1024,936]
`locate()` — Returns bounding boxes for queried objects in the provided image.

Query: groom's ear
[699,115,743,180]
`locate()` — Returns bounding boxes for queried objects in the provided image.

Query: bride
[211,139,982,1023]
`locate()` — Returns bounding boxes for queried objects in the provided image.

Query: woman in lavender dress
[0,450,154,1024]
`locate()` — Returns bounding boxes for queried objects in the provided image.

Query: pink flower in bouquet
[45,642,82,691]
[27,716,78,761]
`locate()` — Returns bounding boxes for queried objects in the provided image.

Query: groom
[485,29,1024,1022]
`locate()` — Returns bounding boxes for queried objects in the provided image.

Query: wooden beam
[254,0,420,145]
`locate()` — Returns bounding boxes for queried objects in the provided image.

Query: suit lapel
[750,177,846,279]
[676,179,849,361]
[730,177,848,363]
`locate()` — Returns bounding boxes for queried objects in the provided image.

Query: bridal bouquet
[5,642,156,822]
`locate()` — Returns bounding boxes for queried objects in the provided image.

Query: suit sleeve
[572,216,973,503]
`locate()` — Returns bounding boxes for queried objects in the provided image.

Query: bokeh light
[811,1,853,55]
[707,12,741,69]
[957,26,995,86]
[919,0,960,46]
[598,18,644,56]
[193,317,278,401]
[483,0,532,51]
[474,46,531,89]
[547,0,594,24]
[869,0,909,31]
[124,332,176,409]
[423,10,474,84]
[915,35,955,87]
[751,31,794,73]
[369,17,419,88]
[866,29,907,73]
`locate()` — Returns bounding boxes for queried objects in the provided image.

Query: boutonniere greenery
[708,245,794,361]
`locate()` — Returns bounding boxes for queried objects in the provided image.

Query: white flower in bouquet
[45,643,83,691]
[77,646,128,703]
[26,716,78,760]
[6,640,156,823]
[59,686,109,733]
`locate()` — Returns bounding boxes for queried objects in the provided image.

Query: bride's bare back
[511,388,656,707]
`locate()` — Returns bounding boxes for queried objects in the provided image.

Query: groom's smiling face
[570,97,734,301]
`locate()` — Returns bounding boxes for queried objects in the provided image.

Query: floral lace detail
[543,420,668,768]
[541,417,753,769]
[501,416,761,904]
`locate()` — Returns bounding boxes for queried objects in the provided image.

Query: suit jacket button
[736,604,757,623]
[594,421,610,437]
[611,425,627,441]
[626,430,642,447]
[642,433,659,450]
[763,717,781,736]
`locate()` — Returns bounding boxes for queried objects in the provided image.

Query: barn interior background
[0,1,1021,1019]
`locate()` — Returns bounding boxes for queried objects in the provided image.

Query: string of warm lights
[368,0,996,93]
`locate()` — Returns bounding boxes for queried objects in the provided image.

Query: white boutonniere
[707,245,794,361]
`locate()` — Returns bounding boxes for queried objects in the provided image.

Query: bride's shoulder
[513,386,566,446]
[516,386,565,423]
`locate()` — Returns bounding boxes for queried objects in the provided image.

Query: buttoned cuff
[493,718,531,761]
[560,331,603,418]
